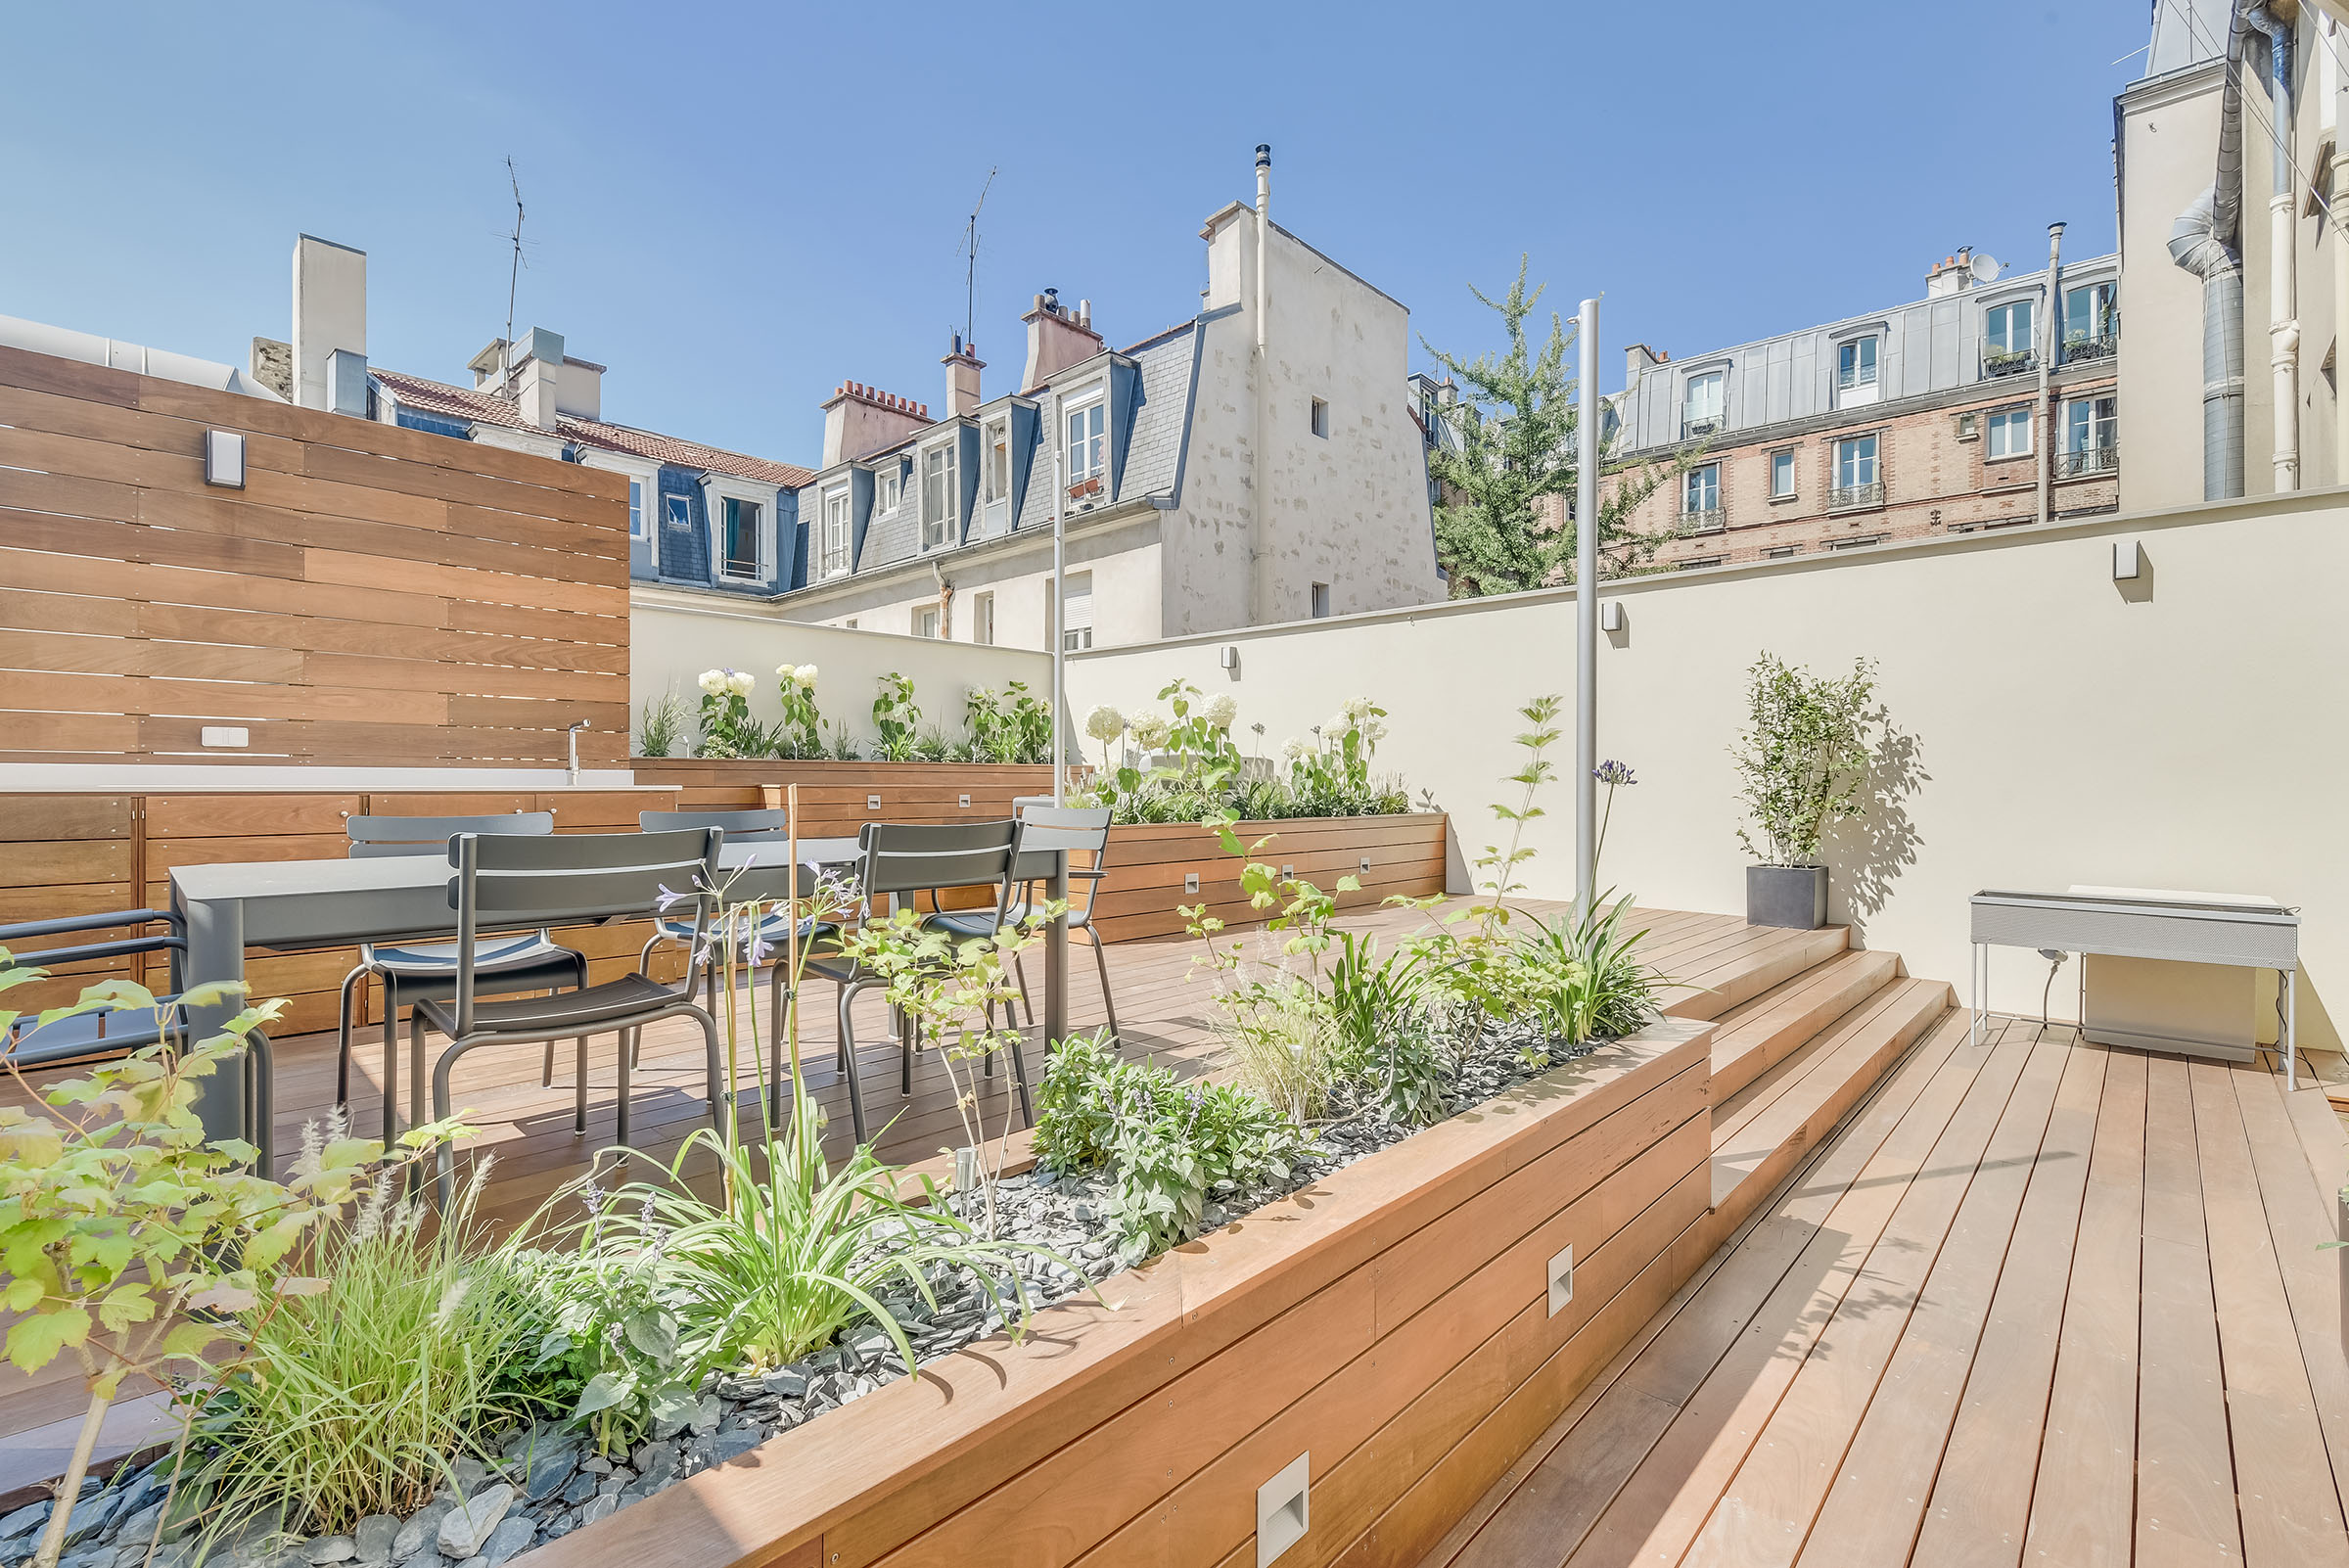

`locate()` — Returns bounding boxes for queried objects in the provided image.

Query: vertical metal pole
[1051,401,1067,807]
[1574,297,1600,920]
[2036,222,2062,526]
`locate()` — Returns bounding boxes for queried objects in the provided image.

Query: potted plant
[1729,653,1879,929]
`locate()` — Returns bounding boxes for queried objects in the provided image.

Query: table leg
[175,889,249,1148]
[2286,966,2299,1091]
[1045,852,1069,1052]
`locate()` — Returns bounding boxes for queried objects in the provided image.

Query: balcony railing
[2061,333,2118,366]
[1827,481,1885,512]
[1677,508,1726,534]
[1682,416,1726,439]
[1982,349,2037,379]
[2056,443,2119,478]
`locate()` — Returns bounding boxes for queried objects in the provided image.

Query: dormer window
[1836,337,1880,407]
[1983,300,2036,376]
[985,421,1011,504]
[1065,393,1106,497]
[876,463,901,513]
[820,485,851,577]
[920,444,957,550]
[1681,371,1725,437]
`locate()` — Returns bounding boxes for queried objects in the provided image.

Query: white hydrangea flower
[793,664,819,688]
[1342,696,1374,720]
[1202,693,1238,729]
[726,669,756,697]
[697,669,726,695]
[1083,705,1127,744]
[1361,717,1388,746]
[1129,710,1171,749]
[775,664,793,679]
[1326,713,1353,738]
[1281,737,1309,761]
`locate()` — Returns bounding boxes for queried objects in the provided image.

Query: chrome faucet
[566,719,590,787]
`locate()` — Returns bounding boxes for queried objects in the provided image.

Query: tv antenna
[501,156,529,388]
[957,166,996,346]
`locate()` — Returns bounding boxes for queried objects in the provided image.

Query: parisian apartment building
[1595,246,2122,570]
[771,156,1447,650]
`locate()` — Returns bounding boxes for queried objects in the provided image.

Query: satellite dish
[1969,253,2004,284]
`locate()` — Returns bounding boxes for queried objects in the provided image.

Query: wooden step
[1707,946,1904,1102]
[1707,975,1955,1238]
[1660,923,1851,1022]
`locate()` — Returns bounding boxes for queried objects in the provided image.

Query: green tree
[1420,257,1681,596]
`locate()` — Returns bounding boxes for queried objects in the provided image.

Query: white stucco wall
[631,588,1050,754]
[2118,61,2230,512]
[1069,489,2349,1049]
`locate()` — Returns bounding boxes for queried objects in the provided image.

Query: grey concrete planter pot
[1746,864,1827,929]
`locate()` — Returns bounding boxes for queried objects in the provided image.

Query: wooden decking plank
[2189,1058,2349,1567]
[1789,1031,2072,1568]
[2228,1060,2349,1520]
[1673,1025,2040,1568]
[1550,1015,1995,1568]
[1708,950,1901,1102]
[2132,1053,2242,1568]
[1910,1038,2109,1568]
[2016,1045,2145,1568]
[1428,1012,1978,1568]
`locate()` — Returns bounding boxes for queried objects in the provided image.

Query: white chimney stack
[514,326,564,432]
[291,234,366,413]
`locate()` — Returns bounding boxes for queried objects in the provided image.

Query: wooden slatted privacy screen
[0,343,628,766]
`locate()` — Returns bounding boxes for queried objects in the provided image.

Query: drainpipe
[2037,222,2063,526]
[1251,144,1272,625]
[2168,2,2253,500]
[2335,58,2349,482]
[2245,5,2299,489]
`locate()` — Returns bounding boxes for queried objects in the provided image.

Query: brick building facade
[1592,246,2121,570]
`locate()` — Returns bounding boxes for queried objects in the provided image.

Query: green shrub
[1035,1034,1318,1261]
[1513,895,1659,1045]
[635,693,685,759]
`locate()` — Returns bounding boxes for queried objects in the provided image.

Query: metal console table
[1969,887,2302,1086]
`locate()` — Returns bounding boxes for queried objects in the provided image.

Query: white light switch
[1257,1452,1310,1567]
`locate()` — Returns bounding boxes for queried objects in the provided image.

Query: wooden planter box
[525,1015,1716,1568]
[1091,812,1448,945]
[626,758,1057,828]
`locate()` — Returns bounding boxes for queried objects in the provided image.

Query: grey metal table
[1969,887,2301,1086]
[170,835,1069,1148]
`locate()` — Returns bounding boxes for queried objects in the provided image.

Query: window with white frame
[972,590,995,645]
[1836,337,1879,406]
[2064,394,2117,451]
[1681,371,1725,433]
[1065,395,1106,489]
[1311,581,1331,618]
[920,444,956,550]
[1983,300,2035,371]
[2063,281,2117,352]
[819,486,851,577]
[627,479,646,540]
[1833,434,1879,492]
[1061,571,1093,651]
[911,605,939,638]
[876,463,901,513]
[665,492,690,531]
[1986,406,2032,459]
[720,496,761,580]
[984,421,1010,503]
[1770,449,1796,498]
[1683,463,1721,515]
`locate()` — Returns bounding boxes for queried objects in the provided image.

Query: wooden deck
[1419,1013,2349,1568]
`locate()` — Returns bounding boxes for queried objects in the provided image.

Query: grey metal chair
[799,818,1026,1143]
[413,827,725,1206]
[638,807,841,1128]
[335,813,589,1126]
[0,907,276,1172]
[944,803,1120,1040]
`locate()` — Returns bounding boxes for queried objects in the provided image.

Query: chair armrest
[4,935,189,970]
[0,908,180,944]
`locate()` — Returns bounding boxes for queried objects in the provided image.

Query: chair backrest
[638,807,793,841]
[857,819,1022,901]
[349,811,555,859]
[446,827,720,1033]
[1011,804,1112,881]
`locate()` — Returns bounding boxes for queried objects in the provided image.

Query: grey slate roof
[1011,324,1196,533]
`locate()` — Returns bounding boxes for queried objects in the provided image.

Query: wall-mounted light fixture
[1220,644,1241,676]
[1257,1453,1311,1567]
[200,725,251,749]
[867,794,882,810]
[204,431,246,488]
[2113,539,2142,580]
[1598,600,1624,634]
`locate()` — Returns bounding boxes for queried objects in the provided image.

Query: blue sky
[2,1,2153,464]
